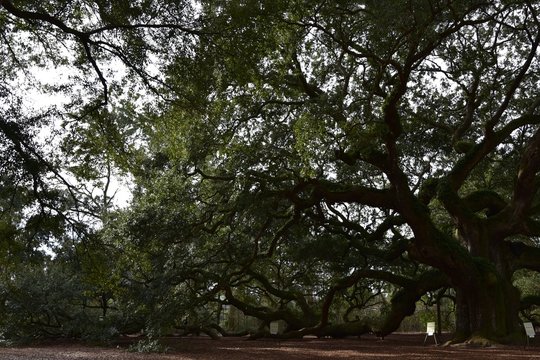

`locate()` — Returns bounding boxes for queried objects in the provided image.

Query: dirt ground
[0,333,539,360]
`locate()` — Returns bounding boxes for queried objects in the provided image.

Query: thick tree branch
[507,241,540,272]
[449,114,540,191]
[485,26,540,133]
[508,127,540,224]
[378,270,449,336]
[246,269,315,319]
[463,190,507,216]
[311,179,397,210]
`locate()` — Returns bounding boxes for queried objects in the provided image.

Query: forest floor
[0,333,538,359]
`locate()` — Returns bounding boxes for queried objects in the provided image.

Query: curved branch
[485,30,540,133]
[463,190,507,217]
[1,0,108,105]
[377,270,449,336]
[507,241,540,272]
[0,0,89,38]
[310,179,397,210]
[449,114,540,191]
[0,0,205,107]
[509,127,540,223]
[222,283,313,330]
[521,295,540,310]
[246,269,315,319]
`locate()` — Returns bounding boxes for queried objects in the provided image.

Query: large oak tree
[3,0,540,345]
[149,0,540,344]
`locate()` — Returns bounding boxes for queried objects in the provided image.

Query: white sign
[423,322,438,345]
[426,322,436,336]
[524,322,535,338]
[270,321,279,335]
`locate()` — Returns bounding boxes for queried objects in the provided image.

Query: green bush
[128,338,170,353]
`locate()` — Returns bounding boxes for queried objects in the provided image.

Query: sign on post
[269,321,279,335]
[423,322,438,345]
[524,322,535,346]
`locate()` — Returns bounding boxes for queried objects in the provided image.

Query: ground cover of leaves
[0,333,538,359]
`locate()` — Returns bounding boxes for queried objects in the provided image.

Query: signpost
[524,322,535,346]
[269,321,280,335]
[423,322,438,345]
[269,321,284,347]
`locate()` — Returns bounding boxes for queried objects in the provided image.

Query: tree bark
[408,221,524,344]
[450,256,523,345]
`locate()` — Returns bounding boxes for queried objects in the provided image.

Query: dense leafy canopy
[1,0,540,346]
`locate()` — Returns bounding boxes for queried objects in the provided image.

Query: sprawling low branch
[246,269,315,320]
[377,270,449,336]
[222,283,313,330]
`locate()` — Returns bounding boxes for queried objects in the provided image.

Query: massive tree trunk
[408,217,524,345]
[448,221,524,344]
[453,266,522,345]
[444,230,523,345]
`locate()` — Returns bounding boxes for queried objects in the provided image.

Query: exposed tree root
[443,335,496,347]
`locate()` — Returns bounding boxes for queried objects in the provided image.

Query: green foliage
[128,338,170,353]
[514,270,540,298]
[0,262,82,340]
[2,0,540,345]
